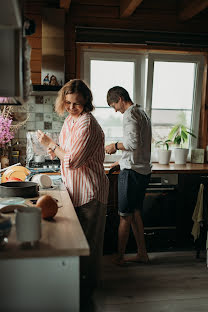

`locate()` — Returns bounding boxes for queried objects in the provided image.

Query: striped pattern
[59,113,109,207]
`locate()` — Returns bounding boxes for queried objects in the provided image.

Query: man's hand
[109,161,120,174]
[105,143,116,155]
[37,130,53,148]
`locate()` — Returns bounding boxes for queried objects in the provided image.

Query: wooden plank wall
[24,0,208,147]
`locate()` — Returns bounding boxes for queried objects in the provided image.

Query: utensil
[0,197,25,206]
[0,181,39,198]
[0,162,21,173]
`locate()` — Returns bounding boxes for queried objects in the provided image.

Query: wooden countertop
[0,185,89,259]
[104,163,208,174]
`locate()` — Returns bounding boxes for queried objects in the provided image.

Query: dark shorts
[118,169,151,216]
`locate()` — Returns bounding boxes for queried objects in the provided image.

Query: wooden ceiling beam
[120,0,143,18]
[60,0,72,10]
[179,0,208,21]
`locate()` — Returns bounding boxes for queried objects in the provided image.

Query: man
[105,86,152,265]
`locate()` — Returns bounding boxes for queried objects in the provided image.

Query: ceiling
[25,0,208,21]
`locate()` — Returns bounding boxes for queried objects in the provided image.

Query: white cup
[31,174,52,188]
[15,205,41,243]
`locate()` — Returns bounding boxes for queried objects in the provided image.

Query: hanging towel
[191,184,204,241]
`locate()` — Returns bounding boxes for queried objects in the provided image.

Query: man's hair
[107,86,133,106]
[55,79,94,115]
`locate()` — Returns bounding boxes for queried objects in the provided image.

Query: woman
[37,79,109,296]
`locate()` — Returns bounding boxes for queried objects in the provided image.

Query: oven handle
[146,187,176,191]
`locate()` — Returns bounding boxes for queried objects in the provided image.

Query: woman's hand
[105,143,116,155]
[37,130,54,148]
[47,147,56,160]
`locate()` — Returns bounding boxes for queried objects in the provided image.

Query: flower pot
[157,149,172,165]
[174,148,189,165]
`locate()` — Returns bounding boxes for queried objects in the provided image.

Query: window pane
[91,60,134,107]
[93,107,123,144]
[152,109,192,126]
[152,109,192,147]
[152,61,195,109]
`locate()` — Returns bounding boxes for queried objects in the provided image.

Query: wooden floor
[93,251,208,312]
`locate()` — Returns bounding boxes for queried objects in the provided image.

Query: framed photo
[191,149,205,164]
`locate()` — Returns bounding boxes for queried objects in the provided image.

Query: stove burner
[28,158,60,169]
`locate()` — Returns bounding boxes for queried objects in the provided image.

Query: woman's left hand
[37,130,53,148]
[47,147,56,160]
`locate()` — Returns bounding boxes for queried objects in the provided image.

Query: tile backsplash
[13,95,65,165]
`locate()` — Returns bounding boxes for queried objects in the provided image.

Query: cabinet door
[177,174,201,246]
[0,29,22,97]
[103,174,119,254]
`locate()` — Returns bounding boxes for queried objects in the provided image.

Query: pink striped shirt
[59,112,109,207]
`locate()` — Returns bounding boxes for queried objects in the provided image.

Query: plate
[0,197,25,206]
[1,166,30,183]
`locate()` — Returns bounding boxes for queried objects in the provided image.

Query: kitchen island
[0,184,89,312]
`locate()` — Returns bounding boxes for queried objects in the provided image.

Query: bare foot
[125,254,150,264]
[112,255,126,266]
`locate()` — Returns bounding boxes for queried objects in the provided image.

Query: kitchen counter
[0,184,89,259]
[0,184,89,312]
[104,162,208,174]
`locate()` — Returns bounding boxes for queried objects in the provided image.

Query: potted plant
[168,123,196,165]
[155,139,172,165]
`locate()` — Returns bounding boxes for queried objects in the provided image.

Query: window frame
[81,49,146,109]
[80,48,205,154]
[146,53,204,149]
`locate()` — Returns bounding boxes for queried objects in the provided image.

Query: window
[81,51,146,147]
[146,54,204,160]
[81,49,204,161]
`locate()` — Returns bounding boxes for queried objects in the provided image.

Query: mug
[15,205,41,243]
[31,174,52,189]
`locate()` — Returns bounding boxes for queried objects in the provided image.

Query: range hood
[31,8,65,95]
[0,0,21,29]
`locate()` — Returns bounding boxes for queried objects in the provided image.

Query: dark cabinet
[104,172,205,254]
[177,174,202,248]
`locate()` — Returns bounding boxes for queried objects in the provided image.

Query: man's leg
[125,210,149,263]
[114,215,132,265]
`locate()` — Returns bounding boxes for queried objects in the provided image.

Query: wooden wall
[24,0,208,147]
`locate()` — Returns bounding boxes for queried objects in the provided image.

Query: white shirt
[119,104,152,175]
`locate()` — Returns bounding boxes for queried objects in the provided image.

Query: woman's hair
[55,79,94,115]
[107,86,133,106]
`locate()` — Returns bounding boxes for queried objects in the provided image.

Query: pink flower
[0,115,14,146]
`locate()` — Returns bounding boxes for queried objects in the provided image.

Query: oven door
[142,186,177,229]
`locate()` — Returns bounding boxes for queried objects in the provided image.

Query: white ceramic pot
[157,149,172,165]
[174,148,189,165]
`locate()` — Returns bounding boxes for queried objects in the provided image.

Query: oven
[140,173,179,251]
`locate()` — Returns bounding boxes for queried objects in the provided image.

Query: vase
[1,155,10,169]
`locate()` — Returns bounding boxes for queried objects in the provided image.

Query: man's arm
[105,142,126,155]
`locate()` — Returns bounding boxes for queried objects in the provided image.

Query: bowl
[0,214,12,245]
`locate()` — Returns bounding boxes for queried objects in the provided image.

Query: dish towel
[191,183,204,241]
